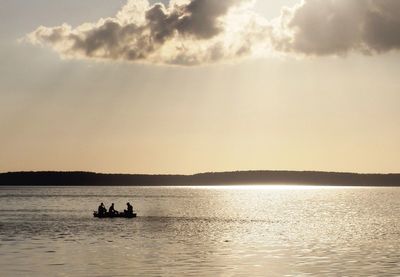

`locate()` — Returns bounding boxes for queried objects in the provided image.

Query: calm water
[1,186,400,276]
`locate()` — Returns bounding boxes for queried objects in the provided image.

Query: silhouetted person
[125,202,133,215]
[98,203,106,215]
[109,203,118,215]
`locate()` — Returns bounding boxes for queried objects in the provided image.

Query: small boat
[93,211,137,218]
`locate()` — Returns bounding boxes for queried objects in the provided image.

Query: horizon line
[2,169,400,176]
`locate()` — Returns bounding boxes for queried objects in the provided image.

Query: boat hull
[93,212,137,218]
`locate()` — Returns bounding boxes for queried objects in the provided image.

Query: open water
[1,185,400,276]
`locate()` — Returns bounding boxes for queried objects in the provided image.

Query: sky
[0,0,400,174]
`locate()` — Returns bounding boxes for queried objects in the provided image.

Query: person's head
[111,203,114,206]
[101,202,104,205]
[127,202,130,205]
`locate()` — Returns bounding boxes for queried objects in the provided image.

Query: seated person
[98,203,106,215]
[108,203,118,215]
[124,202,133,215]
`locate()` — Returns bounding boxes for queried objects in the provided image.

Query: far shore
[1,170,400,187]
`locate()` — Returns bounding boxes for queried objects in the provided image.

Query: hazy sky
[1,0,400,174]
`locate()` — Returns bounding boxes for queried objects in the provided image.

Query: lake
[1,186,400,276]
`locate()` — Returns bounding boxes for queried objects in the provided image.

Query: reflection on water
[1,186,400,276]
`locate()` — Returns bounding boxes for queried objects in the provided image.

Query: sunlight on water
[1,186,400,276]
[192,184,341,190]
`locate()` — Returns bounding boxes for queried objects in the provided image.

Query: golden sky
[0,0,399,174]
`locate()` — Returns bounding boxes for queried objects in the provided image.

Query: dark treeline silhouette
[0,171,400,186]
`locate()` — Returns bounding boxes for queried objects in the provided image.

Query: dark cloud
[28,0,248,65]
[177,0,241,38]
[363,1,400,53]
[27,0,400,65]
[276,0,400,56]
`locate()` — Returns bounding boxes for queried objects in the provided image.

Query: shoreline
[1,170,400,187]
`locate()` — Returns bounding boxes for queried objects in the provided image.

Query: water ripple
[1,186,400,276]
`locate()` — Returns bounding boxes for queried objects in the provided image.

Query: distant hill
[0,171,400,186]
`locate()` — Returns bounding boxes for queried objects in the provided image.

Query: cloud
[27,0,264,65]
[274,0,400,56]
[27,0,400,65]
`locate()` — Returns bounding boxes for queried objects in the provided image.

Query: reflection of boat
[93,212,137,218]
